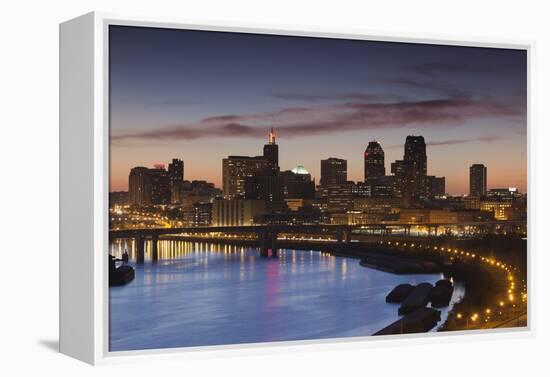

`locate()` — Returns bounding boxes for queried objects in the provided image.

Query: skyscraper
[168,158,184,182]
[263,128,279,174]
[320,158,347,186]
[149,165,171,205]
[168,158,184,204]
[391,159,414,200]
[364,141,385,181]
[404,135,427,197]
[129,167,151,205]
[222,156,269,199]
[470,164,487,197]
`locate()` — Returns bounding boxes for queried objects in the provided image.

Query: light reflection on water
[109,239,464,351]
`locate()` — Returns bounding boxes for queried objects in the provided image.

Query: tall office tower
[469,164,487,197]
[364,141,385,181]
[168,158,184,204]
[403,135,427,197]
[263,128,279,174]
[320,158,347,186]
[129,167,151,206]
[391,159,415,200]
[222,156,269,199]
[149,165,171,205]
[168,158,184,182]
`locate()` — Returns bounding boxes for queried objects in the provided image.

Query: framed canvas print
[59,12,532,365]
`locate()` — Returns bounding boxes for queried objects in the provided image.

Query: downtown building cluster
[112,129,526,229]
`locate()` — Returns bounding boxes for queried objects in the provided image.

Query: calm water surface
[109,240,464,351]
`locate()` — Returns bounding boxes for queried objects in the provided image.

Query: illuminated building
[168,158,184,182]
[180,180,221,207]
[263,128,279,174]
[168,158,184,204]
[369,176,395,198]
[352,182,371,197]
[260,209,322,225]
[486,188,519,201]
[222,129,281,199]
[391,159,414,200]
[364,141,385,181]
[480,200,513,220]
[285,198,305,211]
[129,167,151,205]
[352,197,402,223]
[469,164,487,197]
[148,165,171,205]
[244,174,284,203]
[222,156,269,199]
[128,164,171,205]
[404,135,427,197]
[320,158,347,185]
[193,202,213,226]
[324,183,353,212]
[463,195,481,210]
[280,165,315,199]
[391,136,428,201]
[109,191,129,206]
[399,208,458,224]
[427,176,446,197]
[212,199,267,226]
[352,197,403,212]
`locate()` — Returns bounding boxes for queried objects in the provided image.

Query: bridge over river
[109,221,524,262]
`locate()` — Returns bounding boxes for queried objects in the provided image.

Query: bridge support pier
[136,235,145,263]
[260,231,278,257]
[337,230,351,243]
[151,235,159,262]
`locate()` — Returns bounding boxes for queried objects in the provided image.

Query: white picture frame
[59,11,534,365]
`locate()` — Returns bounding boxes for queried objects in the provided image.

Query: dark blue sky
[109,25,527,194]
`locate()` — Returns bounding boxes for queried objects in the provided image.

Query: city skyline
[112,132,524,195]
[109,26,527,194]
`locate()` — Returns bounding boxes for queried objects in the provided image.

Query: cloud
[427,135,500,146]
[382,77,474,99]
[411,62,493,75]
[386,135,500,149]
[111,98,522,142]
[144,100,200,106]
[270,92,381,103]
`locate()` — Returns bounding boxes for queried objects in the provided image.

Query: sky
[109,25,527,195]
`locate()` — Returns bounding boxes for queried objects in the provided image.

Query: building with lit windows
[222,156,269,199]
[129,167,151,206]
[320,158,347,185]
[480,200,513,220]
[212,199,267,226]
[469,164,487,197]
[364,141,385,181]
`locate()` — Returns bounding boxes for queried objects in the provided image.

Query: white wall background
[1,0,548,375]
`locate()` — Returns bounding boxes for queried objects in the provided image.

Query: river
[109,239,464,351]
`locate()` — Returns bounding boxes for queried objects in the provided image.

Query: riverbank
[155,234,528,333]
